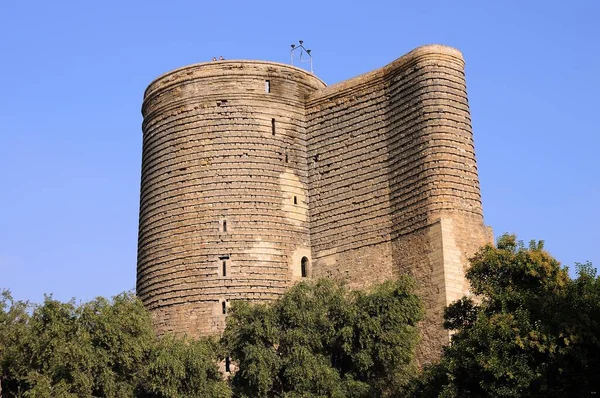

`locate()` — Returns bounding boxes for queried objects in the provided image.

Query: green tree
[0,291,230,398]
[221,277,424,398]
[137,335,231,398]
[409,234,600,397]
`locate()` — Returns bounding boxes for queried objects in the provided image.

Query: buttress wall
[305,45,492,362]
[384,46,493,361]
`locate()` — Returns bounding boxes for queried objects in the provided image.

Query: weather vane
[290,40,313,73]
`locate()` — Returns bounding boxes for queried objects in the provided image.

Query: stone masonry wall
[306,67,395,287]
[137,45,492,361]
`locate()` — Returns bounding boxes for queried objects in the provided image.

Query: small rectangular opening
[222,301,227,314]
[285,153,288,163]
[293,196,297,205]
[219,255,230,278]
[265,80,271,93]
[271,118,276,135]
[222,220,227,233]
[225,357,231,372]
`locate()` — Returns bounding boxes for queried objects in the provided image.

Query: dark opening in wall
[222,301,227,314]
[301,257,309,278]
[219,255,230,277]
[293,196,297,205]
[222,220,227,233]
[285,153,289,163]
[265,80,271,93]
[271,118,276,135]
[225,357,231,372]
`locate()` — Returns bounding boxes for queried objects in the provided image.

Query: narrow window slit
[294,196,297,205]
[222,220,227,232]
[225,357,231,372]
[271,118,276,135]
[285,153,288,163]
[265,80,271,93]
[219,255,230,278]
[222,301,227,314]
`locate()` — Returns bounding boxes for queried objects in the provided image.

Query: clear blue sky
[1,0,598,304]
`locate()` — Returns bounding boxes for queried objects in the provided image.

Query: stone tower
[137,45,492,361]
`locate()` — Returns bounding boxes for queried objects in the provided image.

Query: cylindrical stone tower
[137,61,326,336]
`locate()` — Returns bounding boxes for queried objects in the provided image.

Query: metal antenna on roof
[290,40,313,73]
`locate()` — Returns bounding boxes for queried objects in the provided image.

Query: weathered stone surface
[137,45,492,363]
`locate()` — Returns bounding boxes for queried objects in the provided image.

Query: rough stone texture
[137,45,492,363]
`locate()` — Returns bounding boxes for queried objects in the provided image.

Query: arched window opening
[301,257,309,278]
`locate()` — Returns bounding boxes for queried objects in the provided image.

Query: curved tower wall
[384,47,492,360]
[138,61,326,336]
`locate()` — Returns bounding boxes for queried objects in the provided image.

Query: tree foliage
[5,234,597,397]
[221,277,424,398]
[410,234,600,397]
[0,291,230,398]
